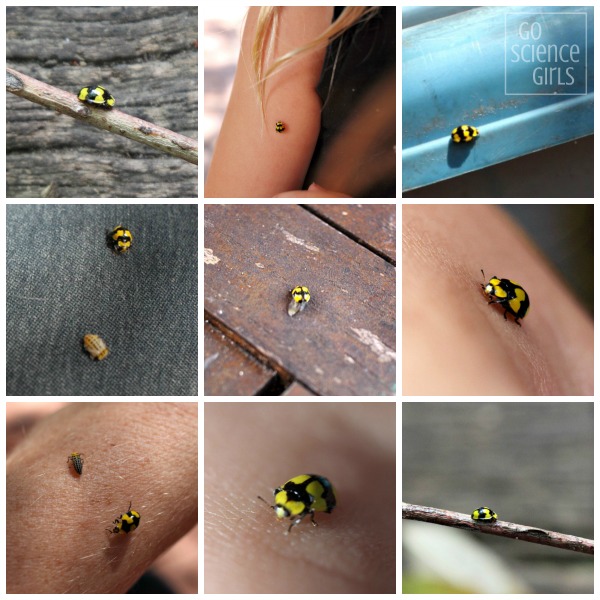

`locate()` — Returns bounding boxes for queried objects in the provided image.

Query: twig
[6,67,198,165]
[402,503,593,555]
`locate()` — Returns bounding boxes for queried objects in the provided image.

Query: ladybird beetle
[275,121,285,133]
[258,474,336,533]
[481,269,529,326]
[106,501,141,534]
[67,452,84,475]
[108,225,133,254]
[287,286,310,316]
[451,124,479,143]
[77,85,115,109]
[83,334,109,360]
[471,506,498,523]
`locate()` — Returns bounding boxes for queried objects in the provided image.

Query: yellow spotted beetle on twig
[471,506,498,523]
[78,85,115,109]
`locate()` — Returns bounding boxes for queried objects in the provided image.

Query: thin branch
[402,502,593,555]
[6,67,198,165]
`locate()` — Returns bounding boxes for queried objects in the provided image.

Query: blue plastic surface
[402,6,594,192]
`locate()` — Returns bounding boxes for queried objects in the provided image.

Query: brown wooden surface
[307,204,396,262]
[204,321,274,396]
[282,381,316,396]
[204,204,396,396]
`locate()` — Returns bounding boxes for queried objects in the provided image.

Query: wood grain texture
[6,6,198,198]
[204,321,275,396]
[204,204,396,396]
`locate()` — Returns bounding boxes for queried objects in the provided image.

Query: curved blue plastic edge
[402,6,594,192]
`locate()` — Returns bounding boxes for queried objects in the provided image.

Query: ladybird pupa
[83,334,109,360]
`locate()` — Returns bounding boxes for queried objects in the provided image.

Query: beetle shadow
[447,138,478,168]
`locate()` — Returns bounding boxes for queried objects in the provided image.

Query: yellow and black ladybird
[287,286,310,316]
[451,124,478,143]
[471,506,498,523]
[78,85,115,109]
[275,121,285,133]
[106,501,141,534]
[258,474,336,533]
[108,225,133,254]
[481,269,529,326]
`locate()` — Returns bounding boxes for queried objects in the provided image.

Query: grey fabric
[7,204,198,396]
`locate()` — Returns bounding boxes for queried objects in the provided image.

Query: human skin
[204,402,396,594]
[6,402,198,593]
[273,182,352,197]
[403,204,593,395]
[205,6,332,198]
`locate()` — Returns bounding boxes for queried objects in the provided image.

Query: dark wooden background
[6,6,198,198]
[204,204,396,396]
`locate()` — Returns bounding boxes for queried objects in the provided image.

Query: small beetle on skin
[275,121,285,133]
[481,269,530,326]
[258,474,337,533]
[106,501,141,534]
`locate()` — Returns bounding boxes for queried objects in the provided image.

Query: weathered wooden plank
[282,381,316,396]
[204,321,274,396]
[307,204,396,262]
[204,204,396,395]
